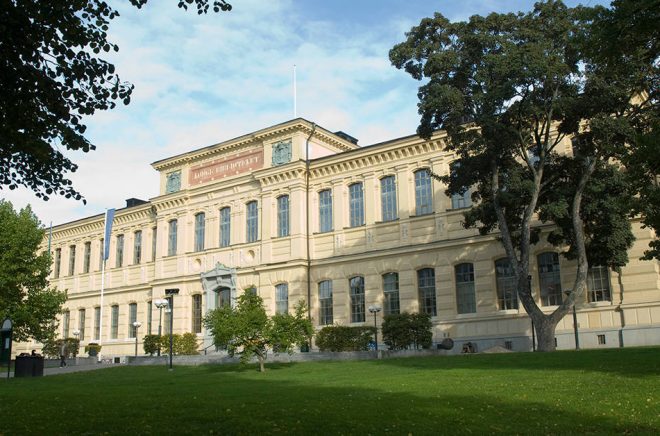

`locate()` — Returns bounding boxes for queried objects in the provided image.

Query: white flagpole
[293,64,297,118]
[98,208,114,361]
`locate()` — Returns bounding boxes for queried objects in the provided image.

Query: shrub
[315,325,375,352]
[142,334,161,355]
[381,312,433,350]
[41,338,80,358]
[84,343,102,356]
[179,333,200,355]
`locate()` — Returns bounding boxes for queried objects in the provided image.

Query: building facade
[20,119,660,357]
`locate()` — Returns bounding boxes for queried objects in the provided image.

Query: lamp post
[565,290,580,350]
[72,330,80,364]
[368,305,382,351]
[154,299,169,356]
[132,321,142,357]
[165,289,179,370]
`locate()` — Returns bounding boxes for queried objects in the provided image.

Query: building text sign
[189,149,264,186]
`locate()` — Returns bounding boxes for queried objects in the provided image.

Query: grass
[1,347,659,435]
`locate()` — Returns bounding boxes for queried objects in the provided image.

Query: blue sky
[4,0,604,225]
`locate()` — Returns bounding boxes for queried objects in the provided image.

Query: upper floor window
[455,263,476,314]
[380,176,397,222]
[219,207,231,247]
[318,280,333,325]
[128,303,137,338]
[54,248,61,279]
[275,283,288,314]
[349,276,365,323]
[151,227,157,261]
[194,212,205,252]
[68,245,76,276]
[192,294,202,333]
[418,268,437,316]
[318,190,333,233]
[98,239,104,270]
[78,308,86,341]
[168,220,178,256]
[450,162,472,209]
[495,258,519,310]
[111,305,119,339]
[538,252,562,306]
[83,241,91,274]
[414,169,433,215]
[62,309,70,338]
[383,272,400,315]
[588,265,611,302]
[246,201,258,243]
[134,230,142,264]
[277,195,290,237]
[349,183,365,227]
[116,234,124,268]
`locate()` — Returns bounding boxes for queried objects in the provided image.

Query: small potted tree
[84,343,102,357]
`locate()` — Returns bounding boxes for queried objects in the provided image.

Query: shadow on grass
[1,364,657,435]
[374,346,660,378]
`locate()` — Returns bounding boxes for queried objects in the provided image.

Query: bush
[84,343,102,356]
[41,338,80,358]
[142,334,161,355]
[381,312,433,350]
[143,333,199,355]
[179,333,200,355]
[315,325,375,352]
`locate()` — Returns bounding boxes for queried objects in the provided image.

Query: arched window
[495,258,518,310]
[277,195,290,237]
[349,183,364,227]
[418,268,436,316]
[349,276,365,322]
[318,280,333,325]
[275,283,289,314]
[537,252,561,306]
[414,169,433,215]
[383,272,400,315]
[455,263,476,314]
[194,212,205,252]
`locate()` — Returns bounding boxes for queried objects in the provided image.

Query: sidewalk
[7,362,117,378]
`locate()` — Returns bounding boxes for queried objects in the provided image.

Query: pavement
[7,362,119,378]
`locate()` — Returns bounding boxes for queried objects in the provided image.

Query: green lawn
[1,348,659,435]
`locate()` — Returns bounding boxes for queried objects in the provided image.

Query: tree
[0,0,231,202]
[390,0,657,351]
[203,293,312,372]
[0,200,67,342]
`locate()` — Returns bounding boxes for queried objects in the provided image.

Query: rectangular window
[62,310,70,338]
[275,283,289,314]
[134,230,142,264]
[78,308,86,341]
[192,295,202,334]
[111,305,119,339]
[495,259,519,310]
[349,183,365,227]
[94,307,100,340]
[151,227,157,261]
[277,195,290,237]
[168,220,177,256]
[383,272,400,315]
[418,268,437,316]
[116,234,124,267]
[319,190,333,233]
[588,265,611,302]
[83,241,91,274]
[54,248,61,279]
[538,252,562,306]
[195,212,205,251]
[246,201,258,243]
[380,176,397,222]
[220,207,231,247]
[504,340,513,350]
[350,276,365,323]
[318,280,333,325]
[146,300,152,334]
[129,303,137,338]
[415,169,433,215]
[164,296,173,335]
[456,263,476,314]
[68,245,76,276]
[597,334,606,345]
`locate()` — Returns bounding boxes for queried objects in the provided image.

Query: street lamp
[154,299,169,356]
[72,330,80,364]
[132,321,142,357]
[368,305,382,351]
[565,290,580,350]
[165,288,179,370]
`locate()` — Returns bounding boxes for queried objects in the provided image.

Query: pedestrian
[59,341,67,367]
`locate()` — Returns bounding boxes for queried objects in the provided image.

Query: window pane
[380,176,397,222]
[415,169,433,215]
[83,242,91,273]
[278,196,290,237]
[54,248,61,279]
[495,259,519,310]
[350,276,365,322]
[192,295,202,333]
[195,213,205,252]
[151,227,157,261]
[78,309,86,341]
[146,301,152,335]
[319,190,333,233]
[98,239,104,270]
[383,272,400,315]
[94,307,100,340]
[450,162,472,209]
[246,201,258,242]
[349,183,364,227]
[538,252,562,306]
[220,207,231,247]
[455,263,476,314]
[418,268,436,316]
[168,220,177,256]
[111,305,119,339]
[134,230,142,264]
[116,234,124,267]
[318,280,333,325]
[129,303,137,337]
[588,265,611,302]
[275,283,289,314]
[69,245,76,275]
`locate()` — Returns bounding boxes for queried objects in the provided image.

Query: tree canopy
[0,0,231,202]
[390,0,658,350]
[0,200,66,342]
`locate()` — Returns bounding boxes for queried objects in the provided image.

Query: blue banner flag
[103,209,115,260]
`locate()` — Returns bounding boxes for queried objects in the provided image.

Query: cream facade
[19,119,660,357]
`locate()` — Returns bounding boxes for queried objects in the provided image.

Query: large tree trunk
[257,354,265,372]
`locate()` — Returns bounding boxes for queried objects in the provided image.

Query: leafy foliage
[41,338,80,359]
[142,333,199,355]
[0,200,66,342]
[142,334,161,355]
[315,326,376,352]
[381,312,433,350]
[0,1,231,201]
[84,342,102,356]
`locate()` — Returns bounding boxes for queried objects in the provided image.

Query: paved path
[8,363,119,378]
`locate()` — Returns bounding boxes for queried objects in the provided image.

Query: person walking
[59,341,68,367]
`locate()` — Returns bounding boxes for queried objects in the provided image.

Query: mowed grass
[1,348,659,435]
